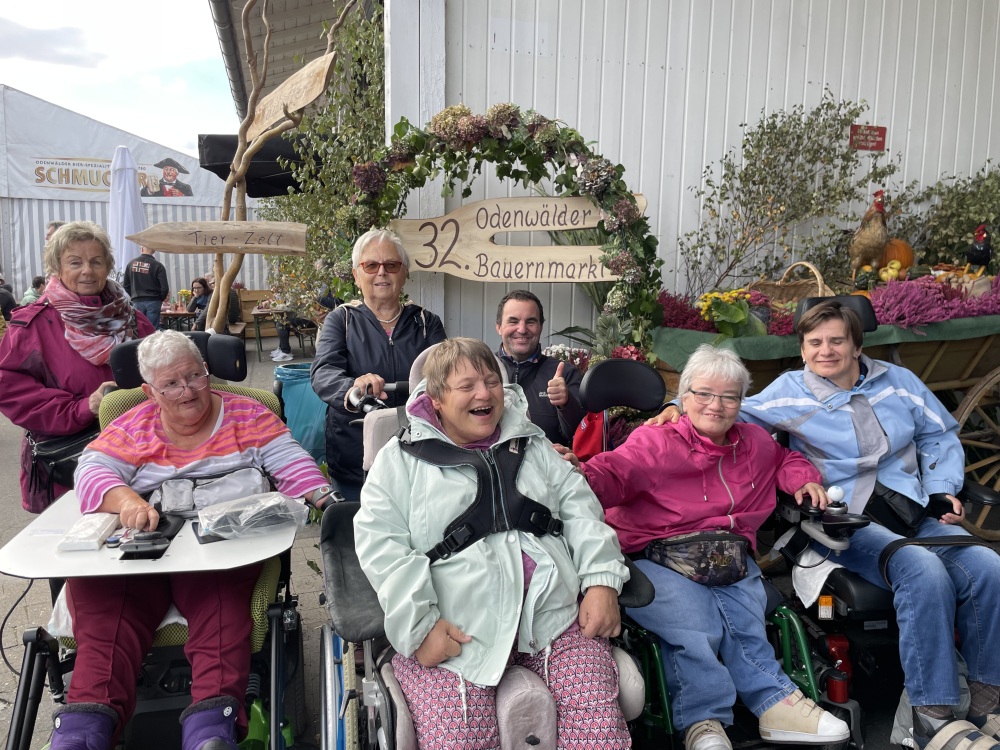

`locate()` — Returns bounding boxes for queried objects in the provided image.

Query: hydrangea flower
[485,103,521,139]
[351,161,387,196]
[456,114,489,145]
[429,104,474,149]
[578,158,618,198]
[604,198,641,232]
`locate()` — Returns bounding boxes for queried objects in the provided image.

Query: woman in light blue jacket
[355,337,631,749]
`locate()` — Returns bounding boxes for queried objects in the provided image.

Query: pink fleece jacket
[581,416,820,554]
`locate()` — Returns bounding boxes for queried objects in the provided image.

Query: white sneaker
[272,352,293,362]
[685,720,732,750]
[270,347,283,356]
[758,690,850,744]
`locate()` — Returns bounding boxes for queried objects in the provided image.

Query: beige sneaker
[758,690,851,744]
[684,719,733,750]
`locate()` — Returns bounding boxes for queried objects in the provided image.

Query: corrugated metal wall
[0,198,270,298]
[429,0,1000,340]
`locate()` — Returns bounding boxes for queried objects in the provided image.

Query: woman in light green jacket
[355,337,632,749]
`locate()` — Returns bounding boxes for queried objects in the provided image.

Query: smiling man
[494,289,583,445]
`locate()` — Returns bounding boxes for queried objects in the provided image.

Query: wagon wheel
[952,365,1000,541]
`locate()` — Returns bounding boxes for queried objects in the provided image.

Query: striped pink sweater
[76,390,327,513]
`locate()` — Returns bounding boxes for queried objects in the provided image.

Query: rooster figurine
[848,190,889,280]
[965,224,992,279]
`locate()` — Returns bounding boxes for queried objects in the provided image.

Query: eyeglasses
[687,390,741,408]
[446,377,503,394]
[358,260,404,274]
[156,370,211,400]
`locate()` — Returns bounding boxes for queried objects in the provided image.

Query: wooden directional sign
[128,221,307,255]
[389,195,646,283]
[247,52,336,140]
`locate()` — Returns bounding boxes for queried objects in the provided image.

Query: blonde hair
[44,221,115,276]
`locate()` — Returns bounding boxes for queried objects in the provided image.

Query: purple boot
[180,696,240,750]
[49,703,118,750]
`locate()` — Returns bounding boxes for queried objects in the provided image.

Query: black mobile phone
[119,537,171,560]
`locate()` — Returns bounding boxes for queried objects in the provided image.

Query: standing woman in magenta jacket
[0,221,154,513]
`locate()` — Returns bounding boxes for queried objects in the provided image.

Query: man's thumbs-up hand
[547,361,569,408]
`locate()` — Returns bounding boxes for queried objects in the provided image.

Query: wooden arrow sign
[247,52,336,140]
[389,195,646,283]
[128,221,307,255]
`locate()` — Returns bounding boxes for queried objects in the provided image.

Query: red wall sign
[850,124,887,151]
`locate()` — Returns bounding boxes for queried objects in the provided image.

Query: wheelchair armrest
[618,557,654,609]
[958,479,1000,507]
[320,503,387,644]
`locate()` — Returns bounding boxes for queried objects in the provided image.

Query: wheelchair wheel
[321,625,360,750]
[284,617,308,741]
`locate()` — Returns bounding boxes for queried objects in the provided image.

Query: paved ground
[0,336,330,749]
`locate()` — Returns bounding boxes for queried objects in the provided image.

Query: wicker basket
[747,261,835,310]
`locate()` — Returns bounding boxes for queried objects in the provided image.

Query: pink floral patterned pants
[391,628,631,749]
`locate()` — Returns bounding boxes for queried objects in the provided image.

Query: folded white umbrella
[108,145,147,281]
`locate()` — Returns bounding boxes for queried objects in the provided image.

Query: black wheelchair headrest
[580,358,667,414]
[110,333,247,389]
[794,295,879,334]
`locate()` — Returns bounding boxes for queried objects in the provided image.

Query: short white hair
[677,344,751,411]
[137,331,204,384]
[351,228,410,270]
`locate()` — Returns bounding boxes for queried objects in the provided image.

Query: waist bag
[644,531,750,586]
[398,432,563,563]
[27,424,102,501]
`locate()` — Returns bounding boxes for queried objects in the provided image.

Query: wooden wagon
[651,315,1000,538]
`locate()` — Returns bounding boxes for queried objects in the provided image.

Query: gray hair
[44,221,115,276]
[677,344,751,411]
[137,330,205,384]
[351,228,410,271]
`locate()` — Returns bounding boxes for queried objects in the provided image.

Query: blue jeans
[133,300,161,329]
[627,558,796,731]
[813,517,1000,706]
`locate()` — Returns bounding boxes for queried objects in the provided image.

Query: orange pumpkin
[851,289,870,298]
[880,238,915,270]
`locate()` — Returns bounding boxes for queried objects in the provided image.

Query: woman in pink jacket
[0,221,154,514]
[579,345,849,750]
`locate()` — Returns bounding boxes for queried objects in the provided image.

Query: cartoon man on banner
[140,157,193,197]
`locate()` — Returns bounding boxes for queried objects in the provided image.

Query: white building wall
[388,0,1000,342]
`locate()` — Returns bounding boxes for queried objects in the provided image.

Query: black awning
[198,133,302,198]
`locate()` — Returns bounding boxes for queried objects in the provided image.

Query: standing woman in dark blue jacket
[310,228,446,500]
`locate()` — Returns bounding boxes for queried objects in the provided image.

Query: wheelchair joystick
[798,487,871,551]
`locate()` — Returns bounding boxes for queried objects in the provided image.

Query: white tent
[0,85,267,298]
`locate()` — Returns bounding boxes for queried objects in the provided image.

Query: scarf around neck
[44,276,139,365]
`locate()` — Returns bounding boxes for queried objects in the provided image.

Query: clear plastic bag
[197,492,309,540]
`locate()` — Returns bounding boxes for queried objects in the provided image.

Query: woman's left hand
[578,585,621,638]
[939,494,965,525]
[794,482,828,510]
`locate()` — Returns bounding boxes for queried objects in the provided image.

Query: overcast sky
[0,1,240,156]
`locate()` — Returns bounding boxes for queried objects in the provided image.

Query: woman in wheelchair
[574,345,850,750]
[354,337,633,748]
[653,300,1000,747]
[51,331,331,750]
